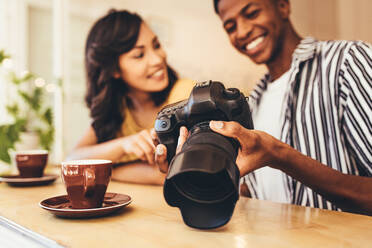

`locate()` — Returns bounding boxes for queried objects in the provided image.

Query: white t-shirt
[252,71,290,203]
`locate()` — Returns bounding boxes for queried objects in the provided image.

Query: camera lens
[163,121,240,228]
[172,170,235,203]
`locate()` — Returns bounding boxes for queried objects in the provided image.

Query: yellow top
[118,78,195,163]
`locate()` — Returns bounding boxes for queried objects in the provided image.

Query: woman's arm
[66,126,127,162]
[112,161,165,185]
[68,126,164,185]
[67,125,156,162]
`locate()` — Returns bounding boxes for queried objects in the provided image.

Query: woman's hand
[152,126,188,173]
[121,129,157,164]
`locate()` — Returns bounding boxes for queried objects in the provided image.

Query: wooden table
[0,178,371,248]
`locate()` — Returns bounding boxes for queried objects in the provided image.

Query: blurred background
[0,0,371,166]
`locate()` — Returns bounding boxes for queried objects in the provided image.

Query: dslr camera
[155,80,253,229]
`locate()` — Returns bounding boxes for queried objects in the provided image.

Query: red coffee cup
[15,150,48,178]
[61,159,112,209]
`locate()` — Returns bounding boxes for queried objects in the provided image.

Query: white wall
[0,0,28,125]
[337,0,372,42]
[291,0,372,43]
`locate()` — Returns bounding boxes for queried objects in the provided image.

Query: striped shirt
[243,37,372,211]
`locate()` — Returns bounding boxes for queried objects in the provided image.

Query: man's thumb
[210,120,243,141]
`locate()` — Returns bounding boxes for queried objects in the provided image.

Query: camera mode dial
[223,88,240,100]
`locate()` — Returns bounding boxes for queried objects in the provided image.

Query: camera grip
[166,144,177,164]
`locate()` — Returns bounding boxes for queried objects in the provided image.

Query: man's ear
[277,0,290,19]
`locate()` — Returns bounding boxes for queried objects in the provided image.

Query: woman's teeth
[152,69,164,78]
[246,36,265,51]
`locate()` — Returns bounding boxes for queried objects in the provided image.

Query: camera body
[155,80,253,163]
[154,80,253,229]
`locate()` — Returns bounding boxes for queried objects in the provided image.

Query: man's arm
[208,120,372,215]
[277,139,372,215]
[153,119,372,214]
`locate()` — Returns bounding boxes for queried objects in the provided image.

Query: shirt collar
[250,37,318,106]
[292,36,317,63]
[259,37,318,84]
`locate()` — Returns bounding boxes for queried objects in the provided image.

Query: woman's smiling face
[117,22,169,93]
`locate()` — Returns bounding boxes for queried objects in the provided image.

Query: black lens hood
[164,144,239,229]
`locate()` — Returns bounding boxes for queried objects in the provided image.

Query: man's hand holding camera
[153,121,283,178]
[209,121,282,176]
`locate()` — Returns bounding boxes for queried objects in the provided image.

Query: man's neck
[267,26,302,81]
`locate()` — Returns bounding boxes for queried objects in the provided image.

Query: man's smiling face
[217,0,289,65]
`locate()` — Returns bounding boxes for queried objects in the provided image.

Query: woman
[67,10,194,185]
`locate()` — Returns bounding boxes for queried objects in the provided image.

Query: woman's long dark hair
[85,10,178,143]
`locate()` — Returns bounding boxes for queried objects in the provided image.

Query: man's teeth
[246,36,264,51]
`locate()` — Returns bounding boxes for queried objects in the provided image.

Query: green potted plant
[0,49,54,166]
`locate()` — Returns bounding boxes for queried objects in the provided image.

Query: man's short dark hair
[213,0,220,14]
[213,0,289,15]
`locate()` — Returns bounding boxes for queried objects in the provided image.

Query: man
[154,0,372,215]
